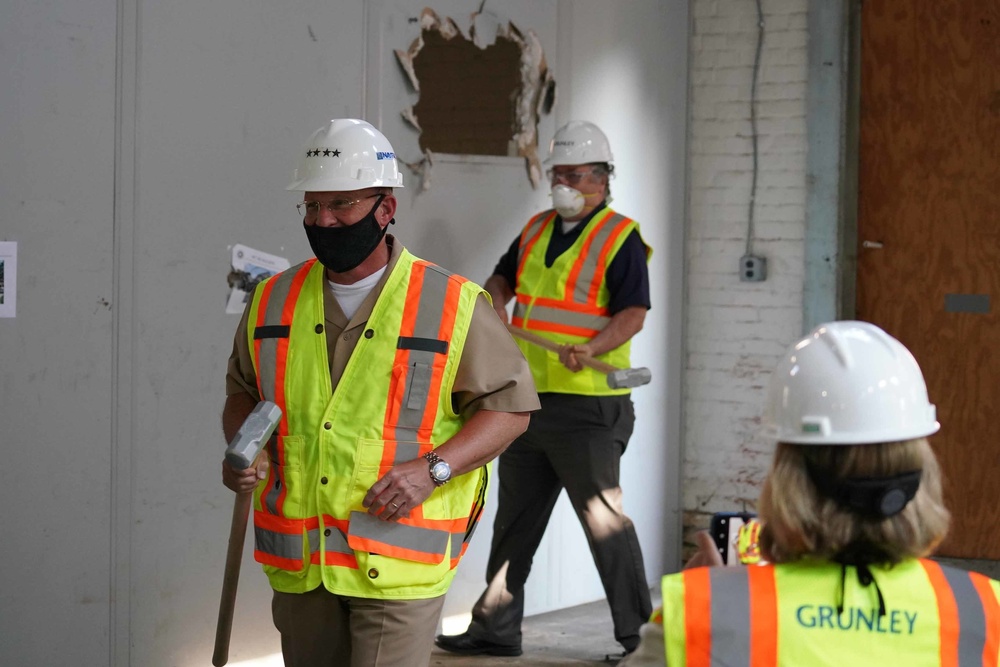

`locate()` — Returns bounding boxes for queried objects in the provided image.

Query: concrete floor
[430,587,661,667]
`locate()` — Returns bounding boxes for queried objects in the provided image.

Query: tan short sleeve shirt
[225,237,539,417]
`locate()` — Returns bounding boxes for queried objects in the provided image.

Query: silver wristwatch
[423,451,452,486]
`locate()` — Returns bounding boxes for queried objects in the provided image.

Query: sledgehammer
[505,323,652,389]
[213,400,282,667]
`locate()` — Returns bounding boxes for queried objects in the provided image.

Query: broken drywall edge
[421,7,461,40]
[507,23,553,189]
[394,7,554,189]
[395,41,421,93]
[401,107,421,133]
[401,149,435,193]
[395,9,462,93]
[471,10,501,48]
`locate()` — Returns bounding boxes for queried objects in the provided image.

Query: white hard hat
[545,120,613,166]
[763,321,939,445]
[286,118,404,192]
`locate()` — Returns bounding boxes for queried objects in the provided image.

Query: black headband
[805,461,922,519]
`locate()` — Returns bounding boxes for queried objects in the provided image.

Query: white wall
[0,1,117,665]
[0,0,687,664]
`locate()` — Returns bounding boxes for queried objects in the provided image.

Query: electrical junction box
[739,255,767,282]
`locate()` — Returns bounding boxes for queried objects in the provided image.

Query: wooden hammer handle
[212,491,253,667]
[505,323,621,374]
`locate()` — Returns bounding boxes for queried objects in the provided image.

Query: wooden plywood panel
[858,0,1000,557]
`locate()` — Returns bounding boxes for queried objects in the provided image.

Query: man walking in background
[436,120,653,658]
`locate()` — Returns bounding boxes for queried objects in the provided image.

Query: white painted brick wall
[684,0,808,548]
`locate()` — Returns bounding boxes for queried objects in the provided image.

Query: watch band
[423,451,451,486]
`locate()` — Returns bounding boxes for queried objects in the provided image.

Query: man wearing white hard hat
[620,321,1000,666]
[436,120,653,658]
[222,118,539,666]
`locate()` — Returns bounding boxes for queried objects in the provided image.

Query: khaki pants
[272,587,445,667]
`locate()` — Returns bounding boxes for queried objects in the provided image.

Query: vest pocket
[261,435,304,517]
[352,545,451,590]
[346,438,456,589]
[254,511,311,577]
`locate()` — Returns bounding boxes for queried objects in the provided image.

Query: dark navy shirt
[492,203,651,315]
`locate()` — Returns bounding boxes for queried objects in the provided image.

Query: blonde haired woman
[622,321,999,666]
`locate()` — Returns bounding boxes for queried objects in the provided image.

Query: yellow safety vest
[246,250,488,599]
[660,559,1000,666]
[511,206,650,395]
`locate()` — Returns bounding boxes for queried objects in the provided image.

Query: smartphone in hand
[709,511,757,565]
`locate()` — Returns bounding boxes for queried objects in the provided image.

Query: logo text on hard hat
[553,141,575,147]
[377,151,396,160]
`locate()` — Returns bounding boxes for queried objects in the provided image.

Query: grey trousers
[466,392,652,651]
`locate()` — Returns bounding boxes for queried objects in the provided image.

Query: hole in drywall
[395,8,556,189]
[412,28,521,156]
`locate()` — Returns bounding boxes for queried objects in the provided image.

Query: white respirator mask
[551,184,585,218]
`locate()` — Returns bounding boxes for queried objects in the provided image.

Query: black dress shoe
[434,632,523,657]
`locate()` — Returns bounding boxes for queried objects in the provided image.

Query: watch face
[431,461,451,481]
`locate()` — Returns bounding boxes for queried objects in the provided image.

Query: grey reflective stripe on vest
[939,565,989,666]
[255,524,303,561]
[350,511,451,557]
[569,211,629,303]
[254,266,303,404]
[323,525,350,555]
[264,473,283,515]
[450,531,466,559]
[707,568,752,667]
[515,213,552,266]
[391,263,453,447]
[254,269,305,516]
[512,301,611,332]
[255,524,325,561]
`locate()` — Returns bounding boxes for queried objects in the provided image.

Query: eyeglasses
[546,168,597,186]
[296,194,381,218]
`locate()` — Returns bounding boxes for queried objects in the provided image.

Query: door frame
[804,0,859,331]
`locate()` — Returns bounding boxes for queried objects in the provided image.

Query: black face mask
[303,195,392,273]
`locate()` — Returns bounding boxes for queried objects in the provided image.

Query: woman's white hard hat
[763,321,939,445]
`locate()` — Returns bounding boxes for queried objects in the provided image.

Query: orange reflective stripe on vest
[252,512,322,571]
[252,259,314,444]
[512,208,635,336]
[515,210,556,279]
[669,561,1000,667]
[564,208,635,305]
[681,566,779,667]
[383,259,464,449]
[922,560,1000,667]
[512,297,610,338]
[508,206,646,395]
[247,253,487,587]
[347,260,472,563]
[251,260,315,518]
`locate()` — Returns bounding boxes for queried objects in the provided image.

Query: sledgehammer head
[225,401,282,470]
[607,367,652,390]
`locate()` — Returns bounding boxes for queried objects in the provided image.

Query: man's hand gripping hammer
[213,400,282,667]
[505,324,652,389]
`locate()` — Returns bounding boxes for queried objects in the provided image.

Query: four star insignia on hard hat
[306,148,342,157]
